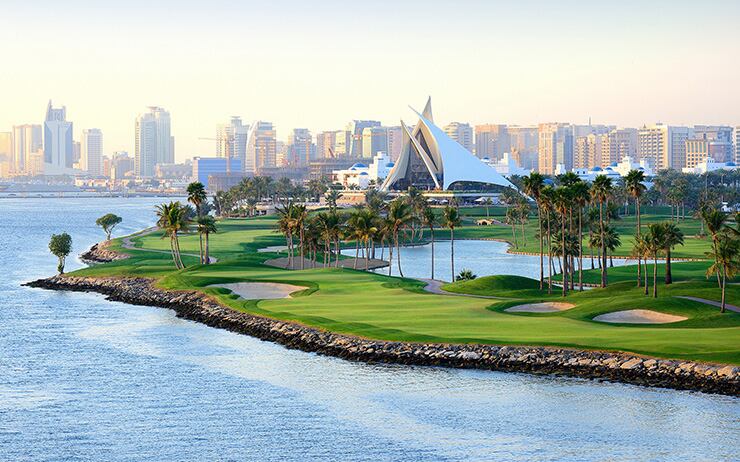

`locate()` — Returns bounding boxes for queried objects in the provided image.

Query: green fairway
[70,215,740,365]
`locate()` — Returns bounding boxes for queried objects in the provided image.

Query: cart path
[674,296,740,313]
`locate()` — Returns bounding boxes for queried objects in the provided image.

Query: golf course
[68,210,740,366]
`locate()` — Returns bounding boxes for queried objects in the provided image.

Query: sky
[1,0,739,161]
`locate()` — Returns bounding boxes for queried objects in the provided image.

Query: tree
[590,176,613,287]
[442,206,462,283]
[553,186,571,296]
[196,216,217,264]
[660,221,684,284]
[156,201,191,269]
[624,169,647,287]
[522,172,546,290]
[706,234,740,313]
[421,206,438,280]
[632,234,650,296]
[387,199,414,277]
[95,213,122,241]
[540,186,555,294]
[325,189,342,212]
[186,182,208,217]
[481,197,493,218]
[570,181,590,291]
[702,208,729,288]
[49,232,72,274]
[646,223,666,298]
[456,269,477,281]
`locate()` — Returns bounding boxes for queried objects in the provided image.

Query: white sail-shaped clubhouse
[380,98,515,192]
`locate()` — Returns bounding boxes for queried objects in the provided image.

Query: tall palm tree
[632,234,650,296]
[196,216,217,264]
[187,182,208,217]
[624,170,646,287]
[660,221,685,284]
[155,201,191,269]
[570,181,590,291]
[387,199,414,277]
[294,204,308,270]
[442,206,462,283]
[590,176,613,287]
[553,186,571,296]
[706,234,740,313]
[540,186,555,293]
[522,172,546,289]
[702,208,729,288]
[646,223,666,298]
[421,206,438,279]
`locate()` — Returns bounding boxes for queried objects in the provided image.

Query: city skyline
[1,1,739,161]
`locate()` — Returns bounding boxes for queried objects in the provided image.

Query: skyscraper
[602,128,638,166]
[475,124,510,160]
[538,123,573,174]
[443,122,474,152]
[135,107,173,176]
[638,124,691,170]
[44,101,74,170]
[11,124,42,174]
[573,134,603,169]
[734,127,740,163]
[287,128,313,166]
[246,121,277,173]
[315,131,337,159]
[691,126,733,163]
[216,117,249,168]
[509,126,539,170]
[81,128,103,175]
[346,120,381,158]
[361,126,388,159]
[386,126,403,161]
[0,132,11,177]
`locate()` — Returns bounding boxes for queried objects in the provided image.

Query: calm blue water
[0,197,738,461]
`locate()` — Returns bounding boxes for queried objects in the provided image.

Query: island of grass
[66,213,740,367]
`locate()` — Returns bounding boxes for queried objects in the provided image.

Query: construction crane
[198,135,235,174]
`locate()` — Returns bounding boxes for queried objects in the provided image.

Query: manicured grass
[70,215,740,365]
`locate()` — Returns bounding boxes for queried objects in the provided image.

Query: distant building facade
[246,121,277,173]
[443,122,474,152]
[638,124,691,171]
[80,128,103,175]
[44,101,74,171]
[193,157,243,189]
[475,124,509,160]
[11,124,42,174]
[538,123,573,175]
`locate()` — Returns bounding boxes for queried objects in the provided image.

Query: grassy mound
[442,275,544,297]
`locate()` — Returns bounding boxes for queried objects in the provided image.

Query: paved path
[420,279,508,299]
[674,296,740,313]
[121,227,219,264]
[264,256,388,271]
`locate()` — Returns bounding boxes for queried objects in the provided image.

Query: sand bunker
[505,302,575,313]
[593,309,687,324]
[210,282,307,300]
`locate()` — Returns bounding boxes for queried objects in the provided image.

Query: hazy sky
[1,0,739,161]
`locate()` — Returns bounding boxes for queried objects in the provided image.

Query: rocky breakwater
[25,275,740,396]
[80,242,128,263]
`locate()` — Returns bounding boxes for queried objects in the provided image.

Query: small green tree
[95,213,123,241]
[456,269,477,281]
[49,233,72,274]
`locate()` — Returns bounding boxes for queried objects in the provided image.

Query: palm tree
[187,182,208,217]
[505,207,519,248]
[325,189,342,211]
[155,201,191,269]
[602,225,621,268]
[540,186,555,293]
[522,172,546,290]
[660,222,684,284]
[347,207,378,269]
[570,181,590,291]
[632,234,650,296]
[421,206,438,279]
[646,223,666,298]
[442,206,462,283]
[196,216,217,264]
[553,186,571,296]
[294,204,308,270]
[387,199,414,277]
[702,208,729,288]
[706,234,740,313]
[624,170,647,287]
[590,176,613,287]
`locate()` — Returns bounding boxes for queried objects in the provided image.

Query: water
[0,197,738,461]
[346,240,629,282]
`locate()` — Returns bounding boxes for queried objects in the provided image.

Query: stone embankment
[80,242,129,263]
[25,275,740,396]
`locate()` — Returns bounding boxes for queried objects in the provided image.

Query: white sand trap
[257,245,289,253]
[593,309,687,324]
[505,302,575,313]
[210,282,307,300]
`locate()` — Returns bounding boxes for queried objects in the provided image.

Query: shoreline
[25,275,739,396]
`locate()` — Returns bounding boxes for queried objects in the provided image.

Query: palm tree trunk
[450,228,455,282]
[600,202,607,287]
[199,233,204,264]
[562,217,567,296]
[300,228,305,270]
[354,239,359,269]
[637,198,641,287]
[430,226,435,280]
[665,248,672,284]
[721,267,727,313]
[511,222,517,248]
[653,256,658,298]
[388,238,394,276]
[205,233,210,264]
[365,239,370,270]
[396,231,404,277]
[335,238,340,268]
[547,218,552,294]
[538,205,544,290]
[169,235,179,268]
[578,208,583,291]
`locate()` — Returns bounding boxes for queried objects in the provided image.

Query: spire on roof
[421,96,433,123]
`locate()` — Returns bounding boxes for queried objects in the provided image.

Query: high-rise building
[111,151,134,180]
[386,126,403,161]
[601,128,638,166]
[43,101,74,170]
[346,120,381,158]
[246,121,277,172]
[638,124,692,171]
[691,126,733,163]
[475,124,510,160]
[80,128,103,175]
[11,124,42,174]
[0,132,11,177]
[509,126,539,170]
[573,123,613,138]
[538,123,573,174]
[734,127,740,164]
[150,107,173,165]
[315,131,337,159]
[334,130,351,157]
[134,107,173,176]
[287,128,313,166]
[443,122,474,152]
[574,134,604,169]
[216,117,249,169]
[361,126,388,159]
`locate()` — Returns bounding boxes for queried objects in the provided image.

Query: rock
[459,351,481,360]
[620,358,643,370]
[717,366,739,378]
